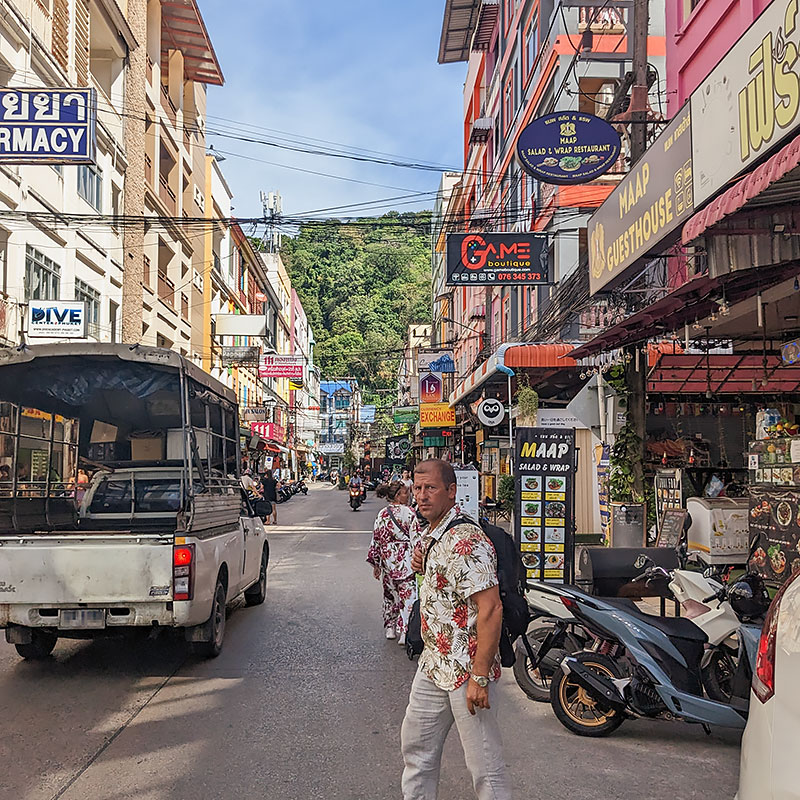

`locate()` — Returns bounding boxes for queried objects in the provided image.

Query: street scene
[1,0,800,798]
[2,486,740,800]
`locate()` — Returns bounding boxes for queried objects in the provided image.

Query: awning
[683,132,800,243]
[438,0,482,63]
[161,0,224,86]
[450,343,577,406]
[569,261,800,360]
[648,353,800,394]
[266,442,289,454]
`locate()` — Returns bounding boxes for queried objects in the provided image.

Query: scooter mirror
[702,566,717,579]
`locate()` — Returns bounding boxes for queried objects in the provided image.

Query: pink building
[666,0,772,114]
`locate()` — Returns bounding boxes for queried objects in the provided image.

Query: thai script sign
[588,103,694,294]
[420,402,456,428]
[691,0,800,204]
[258,354,304,379]
[319,442,346,454]
[27,301,87,338]
[517,111,621,184]
[0,88,96,163]
[446,233,548,286]
[250,422,286,442]
[222,346,260,366]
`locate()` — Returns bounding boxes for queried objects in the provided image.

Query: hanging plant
[605,364,644,504]
[514,377,539,426]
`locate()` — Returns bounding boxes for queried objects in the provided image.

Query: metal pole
[508,372,513,455]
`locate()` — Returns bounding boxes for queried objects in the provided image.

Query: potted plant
[514,378,539,427]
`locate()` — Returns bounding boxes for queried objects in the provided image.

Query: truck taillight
[753,572,799,703]
[173,544,195,601]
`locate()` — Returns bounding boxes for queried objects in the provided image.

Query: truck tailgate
[0,534,174,604]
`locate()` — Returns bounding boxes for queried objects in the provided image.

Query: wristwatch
[471,675,489,688]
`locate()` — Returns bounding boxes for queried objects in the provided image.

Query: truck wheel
[15,630,57,660]
[244,544,269,607]
[191,578,227,658]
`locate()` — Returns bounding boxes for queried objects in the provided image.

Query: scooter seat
[602,597,708,643]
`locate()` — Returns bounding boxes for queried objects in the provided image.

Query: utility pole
[625,0,650,500]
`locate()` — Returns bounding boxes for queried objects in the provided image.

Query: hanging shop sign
[221,345,261,366]
[418,351,456,373]
[420,372,443,404]
[0,88,97,164]
[691,0,800,205]
[782,338,800,365]
[420,403,456,428]
[588,103,694,295]
[517,111,621,185]
[319,442,346,455]
[27,301,87,338]
[359,405,376,424]
[385,434,411,468]
[250,422,286,443]
[514,427,576,584]
[393,405,420,425]
[446,233,548,286]
[242,406,276,422]
[258,354,304,379]
[477,397,506,427]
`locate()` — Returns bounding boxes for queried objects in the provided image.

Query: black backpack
[406,516,531,667]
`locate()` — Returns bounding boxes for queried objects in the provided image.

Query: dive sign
[28,301,87,338]
[517,112,620,185]
[446,233,548,286]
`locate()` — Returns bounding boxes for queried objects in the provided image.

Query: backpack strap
[385,506,410,542]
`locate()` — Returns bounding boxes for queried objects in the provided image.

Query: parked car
[737,569,800,799]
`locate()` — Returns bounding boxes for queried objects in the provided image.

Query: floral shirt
[366,504,416,581]
[418,508,502,691]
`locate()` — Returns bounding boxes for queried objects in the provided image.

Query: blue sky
[198,1,466,220]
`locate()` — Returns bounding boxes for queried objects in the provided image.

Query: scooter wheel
[550,652,626,737]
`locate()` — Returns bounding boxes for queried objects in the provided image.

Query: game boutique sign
[446,233,548,286]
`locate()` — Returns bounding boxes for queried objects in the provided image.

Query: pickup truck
[0,344,269,659]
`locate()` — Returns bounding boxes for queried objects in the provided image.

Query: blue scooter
[545,580,764,737]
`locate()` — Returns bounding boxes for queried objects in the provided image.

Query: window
[25,246,60,301]
[109,300,118,343]
[525,10,540,78]
[503,77,514,135]
[75,278,100,337]
[77,164,102,210]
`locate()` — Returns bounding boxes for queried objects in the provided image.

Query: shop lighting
[774,223,787,233]
[795,276,800,291]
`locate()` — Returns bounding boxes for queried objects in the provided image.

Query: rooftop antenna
[260,190,282,253]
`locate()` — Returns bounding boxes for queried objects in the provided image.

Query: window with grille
[25,246,60,301]
[75,278,100,336]
[78,165,102,210]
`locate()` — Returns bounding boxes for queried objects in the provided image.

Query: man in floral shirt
[401,459,511,800]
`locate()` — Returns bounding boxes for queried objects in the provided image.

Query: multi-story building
[320,379,361,469]
[0,0,139,347]
[397,323,434,406]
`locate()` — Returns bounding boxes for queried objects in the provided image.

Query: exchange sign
[446,233,548,286]
[0,88,97,164]
[517,111,621,185]
[420,403,456,428]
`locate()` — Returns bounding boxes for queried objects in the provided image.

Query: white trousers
[400,669,512,800]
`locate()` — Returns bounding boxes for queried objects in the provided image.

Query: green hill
[280,211,432,402]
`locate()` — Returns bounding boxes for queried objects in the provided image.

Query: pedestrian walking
[401,458,511,800]
[259,469,279,525]
[366,481,417,644]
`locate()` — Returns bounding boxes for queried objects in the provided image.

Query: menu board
[657,508,688,549]
[748,487,800,584]
[514,427,576,584]
[655,469,682,524]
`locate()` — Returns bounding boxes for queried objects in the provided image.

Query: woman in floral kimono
[367,481,417,644]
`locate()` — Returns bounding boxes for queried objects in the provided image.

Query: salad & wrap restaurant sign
[514,427,576,584]
[748,487,800,584]
[588,103,694,295]
[446,233,548,286]
[517,111,621,185]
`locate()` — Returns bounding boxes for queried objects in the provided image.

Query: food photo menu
[515,427,576,583]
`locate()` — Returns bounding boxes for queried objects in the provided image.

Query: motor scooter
[545,580,763,737]
[349,485,363,511]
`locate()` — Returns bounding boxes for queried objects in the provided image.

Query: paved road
[0,483,741,800]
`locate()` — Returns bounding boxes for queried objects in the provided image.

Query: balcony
[159,174,177,214]
[158,271,175,308]
[160,83,177,127]
[578,6,626,32]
